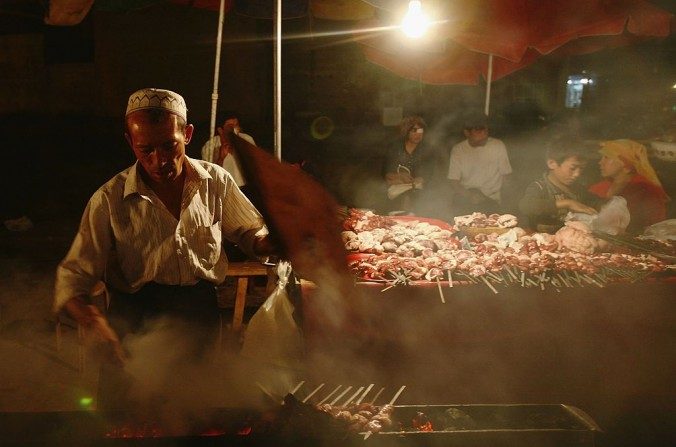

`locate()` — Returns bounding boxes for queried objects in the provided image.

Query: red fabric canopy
[359,0,673,85]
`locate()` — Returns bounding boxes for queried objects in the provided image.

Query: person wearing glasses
[382,116,441,216]
[446,111,512,216]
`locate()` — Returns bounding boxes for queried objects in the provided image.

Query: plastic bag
[591,196,630,235]
[240,262,304,369]
[566,196,630,235]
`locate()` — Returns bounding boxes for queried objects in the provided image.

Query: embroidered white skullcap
[125,88,187,121]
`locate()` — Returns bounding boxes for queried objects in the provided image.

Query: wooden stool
[217,262,274,348]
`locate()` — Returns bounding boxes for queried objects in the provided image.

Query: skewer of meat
[302,383,325,403]
[355,384,375,405]
[363,386,405,439]
[317,385,343,406]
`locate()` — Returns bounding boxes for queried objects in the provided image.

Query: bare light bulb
[401,1,430,39]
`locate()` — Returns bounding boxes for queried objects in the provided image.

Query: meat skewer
[388,385,406,405]
[355,384,375,405]
[302,383,325,403]
[364,386,406,439]
[310,383,398,437]
[290,381,305,395]
[256,381,282,404]
[329,386,353,406]
[368,387,385,405]
[342,386,364,407]
[436,277,446,303]
[317,385,343,405]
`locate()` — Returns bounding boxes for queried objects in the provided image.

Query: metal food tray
[373,404,601,447]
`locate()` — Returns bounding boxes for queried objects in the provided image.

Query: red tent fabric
[359,0,673,85]
[169,0,233,12]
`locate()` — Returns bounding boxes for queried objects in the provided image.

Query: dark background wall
[0,1,674,219]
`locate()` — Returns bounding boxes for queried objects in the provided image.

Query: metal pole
[273,0,282,160]
[209,0,227,138]
[484,53,493,116]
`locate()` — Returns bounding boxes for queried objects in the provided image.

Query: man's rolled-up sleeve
[54,193,113,312]
[220,177,266,258]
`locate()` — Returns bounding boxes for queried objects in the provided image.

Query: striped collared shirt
[54,157,265,311]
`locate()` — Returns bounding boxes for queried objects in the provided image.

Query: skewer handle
[436,277,446,303]
[355,384,374,405]
[302,383,325,403]
[368,387,385,405]
[342,386,364,407]
[388,385,406,405]
[317,385,342,405]
[329,386,353,406]
[290,380,305,395]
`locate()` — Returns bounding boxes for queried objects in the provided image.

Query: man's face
[547,156,586,186]
[125,112,193,184]
[599,155,626,179]
[464,126,489,147]
[223,117,241,132]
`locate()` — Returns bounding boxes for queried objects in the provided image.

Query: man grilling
[53,88,274,408]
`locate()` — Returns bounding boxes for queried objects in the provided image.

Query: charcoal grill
[0,403,600,447]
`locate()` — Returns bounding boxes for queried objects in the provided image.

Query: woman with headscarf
[382,116,440,215]
[589,139,669,233]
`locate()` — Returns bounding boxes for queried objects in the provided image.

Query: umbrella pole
[273,0,282,160]
[209,0,227,138]
[484,53,493,116]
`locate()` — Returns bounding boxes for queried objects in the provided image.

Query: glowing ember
[200,428,227,437]
[105,424,163,438]
[412,412,434,432]
[417,421,433,431]
[237,426,253,435]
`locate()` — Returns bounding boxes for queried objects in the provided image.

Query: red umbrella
[358,0,673,86]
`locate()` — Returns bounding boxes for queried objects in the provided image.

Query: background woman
[589,139,668,233]
[382,116,441,216]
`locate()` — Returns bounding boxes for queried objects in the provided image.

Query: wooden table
[222,262,271,332]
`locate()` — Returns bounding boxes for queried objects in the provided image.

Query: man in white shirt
[447,112,512,215]
[201,112,255,189]
[54,88,274,408]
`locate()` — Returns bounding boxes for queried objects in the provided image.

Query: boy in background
[519,141,602,230]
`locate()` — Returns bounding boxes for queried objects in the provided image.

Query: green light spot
[79,397,94,407]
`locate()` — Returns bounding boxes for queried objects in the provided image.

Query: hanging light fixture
[401,0,430,39]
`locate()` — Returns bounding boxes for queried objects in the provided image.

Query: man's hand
[64,296,126,366]
[253,234,278,257]
[216,126,236,165]
[385,172,414,186]
[558,199,598,215]
[87,312,126,366]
